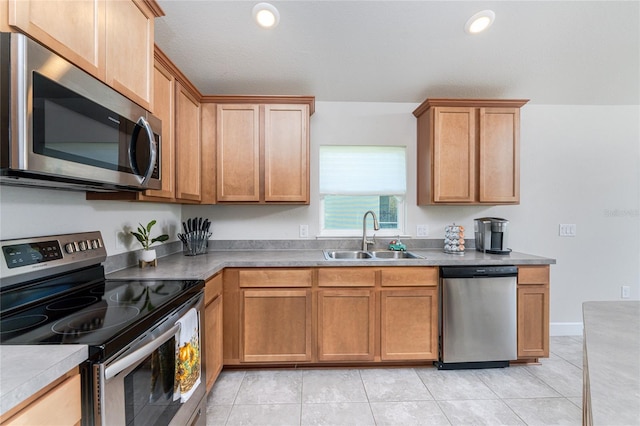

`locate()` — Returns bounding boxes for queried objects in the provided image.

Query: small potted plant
[131,220,169,264]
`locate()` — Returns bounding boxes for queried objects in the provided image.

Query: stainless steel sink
[369,250,423,259]
[324,250,373,259]
[323,250,423,260]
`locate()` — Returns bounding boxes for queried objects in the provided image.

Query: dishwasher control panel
[440,265,518,278]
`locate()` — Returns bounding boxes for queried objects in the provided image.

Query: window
[319,146,406,237]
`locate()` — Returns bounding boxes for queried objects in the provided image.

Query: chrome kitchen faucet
[362,210,380,251]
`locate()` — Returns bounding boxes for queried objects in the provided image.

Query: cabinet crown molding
[201,95,315,115]
[413,98,530,117]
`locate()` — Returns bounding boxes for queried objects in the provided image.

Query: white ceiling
[154,1,639,105]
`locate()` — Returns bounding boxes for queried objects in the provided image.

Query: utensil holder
[182,231,211,256]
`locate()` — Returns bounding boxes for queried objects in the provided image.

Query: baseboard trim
[550,322,583,336]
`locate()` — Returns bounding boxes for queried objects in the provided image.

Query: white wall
[1,101,638,330]
[0,188,182,253]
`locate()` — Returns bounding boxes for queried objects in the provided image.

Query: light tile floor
[206,336,583,425]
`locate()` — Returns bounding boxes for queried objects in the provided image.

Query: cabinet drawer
[238,269,312,288]
[205,273,223,305]
[317,268,376,287]
[380,267,438,287]
[518,265,549,285]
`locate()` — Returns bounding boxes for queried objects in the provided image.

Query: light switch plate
[622,286,631,299]
[559,224,577,237]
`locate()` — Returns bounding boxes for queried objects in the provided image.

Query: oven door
[95,293,205,426]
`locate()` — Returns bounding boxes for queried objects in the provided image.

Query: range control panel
[1,231,107,287]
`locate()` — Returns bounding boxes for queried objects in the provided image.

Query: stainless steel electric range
[0,231,206,426]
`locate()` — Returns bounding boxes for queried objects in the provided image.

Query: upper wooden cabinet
[413,98,528,205]
[104,0,157,110]
[7,0,163,110]
[216,104,260,202]
[201,96,314,204]
[7,0,104,77]
[175,81,201,201]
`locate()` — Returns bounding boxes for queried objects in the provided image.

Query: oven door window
[123,336,181,426]
[31,72,156,178]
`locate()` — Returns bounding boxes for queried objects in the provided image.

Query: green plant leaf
[151,234,169,245]
[147,220,157,233]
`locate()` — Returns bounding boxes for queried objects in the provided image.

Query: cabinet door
[517,285,549,358]
[479,108,520,203]
[8,0,105,79]
[216,105,260,202]
[380,289,438,361]
[517,265,550,359]
[317,289,375,361]
[205,295,223,392]
[432,107,476,202]
[175,82,201,201]
[104,0,154,110]
[142,57,175,199]
[241,289,312,363]
[264,104,309,203]
[3,372,81,425]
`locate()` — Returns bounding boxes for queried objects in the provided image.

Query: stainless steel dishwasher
[436,265,518,369]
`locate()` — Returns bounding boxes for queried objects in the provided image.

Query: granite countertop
[106,248,555,281]
[583,301,640,425]
[0,345,87,417]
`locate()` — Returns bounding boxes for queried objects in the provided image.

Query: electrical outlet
[417,224,429,237]
[622,285,631,299]
[559,224,577,237]
[299,224,309,238]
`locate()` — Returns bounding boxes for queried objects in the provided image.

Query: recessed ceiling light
[253,2,280,29]
[465,10,495,34]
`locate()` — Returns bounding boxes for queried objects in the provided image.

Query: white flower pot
[140,249,157,263]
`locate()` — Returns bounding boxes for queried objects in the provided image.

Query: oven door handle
[104,322,180,380]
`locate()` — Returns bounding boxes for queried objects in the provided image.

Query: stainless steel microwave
[0,33,161,192]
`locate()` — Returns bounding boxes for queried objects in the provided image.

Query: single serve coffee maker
[474,217,511,254]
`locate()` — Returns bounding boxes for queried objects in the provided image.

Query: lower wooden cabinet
[317,289,375,361]
[222,265,549,366]
[241,289,312,363]
[1,369,81,425]
[380,288,438,361]
[517,265,550,359]
[204,273,223,392]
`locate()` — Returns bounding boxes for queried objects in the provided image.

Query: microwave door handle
[140,116,157,185]
[129,117,158,186]
[104,323,180,381]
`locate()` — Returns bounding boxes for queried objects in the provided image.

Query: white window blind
[319,146,406,195]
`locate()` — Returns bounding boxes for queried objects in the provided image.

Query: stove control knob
[64,243,76,254]
[78,240,87,251]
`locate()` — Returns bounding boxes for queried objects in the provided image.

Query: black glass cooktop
[0,265,203,360]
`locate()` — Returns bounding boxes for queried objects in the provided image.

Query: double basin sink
[323,249,424,260]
